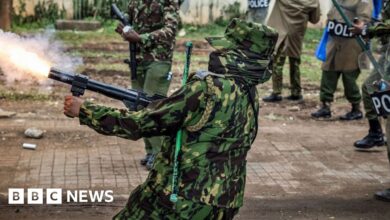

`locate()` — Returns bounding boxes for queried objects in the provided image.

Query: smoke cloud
[0,29,82,84]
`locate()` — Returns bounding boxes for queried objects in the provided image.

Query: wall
[180,0,332,26]
[13,0,332,26]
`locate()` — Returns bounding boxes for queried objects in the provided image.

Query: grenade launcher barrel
[48,68,165,110]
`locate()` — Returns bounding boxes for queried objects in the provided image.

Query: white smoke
[0,29,82,84]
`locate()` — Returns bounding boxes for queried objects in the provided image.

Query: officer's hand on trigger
[64,95,83,118]
[350,18,366,35]
[121,29,141,43]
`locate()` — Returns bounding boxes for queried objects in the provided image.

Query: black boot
[263,93,282,102]
[140,153,152,166]
[311,102,331,119]
[374,188,390,202]
[340,104,363,120]
[286,94,303,101]
[354,119,385,149]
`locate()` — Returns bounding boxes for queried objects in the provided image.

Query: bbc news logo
[8,188,114,204]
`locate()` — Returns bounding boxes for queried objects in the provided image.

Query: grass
[0,90,50,101]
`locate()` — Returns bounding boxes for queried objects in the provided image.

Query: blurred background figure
[263,0,321,103]
[247,0,270,24]
[311,0,372,120]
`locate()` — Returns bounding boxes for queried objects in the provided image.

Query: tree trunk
[0,0,13,31]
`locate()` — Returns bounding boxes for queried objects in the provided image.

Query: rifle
[48,68,165,111]
[331,0,385,78]
[111,4,137,81]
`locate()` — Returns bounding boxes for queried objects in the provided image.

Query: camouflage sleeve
[139,0,180,49]
[368,20,390,38]
[78,80,205,140]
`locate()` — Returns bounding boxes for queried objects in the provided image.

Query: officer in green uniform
[63,19,278,219]
[351,0,390,201]
[263,0,321,102]
[115,0,180,169]
[311,0,372,119]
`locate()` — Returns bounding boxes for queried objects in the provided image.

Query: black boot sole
[374,194,390,202]
[262,98,282,103]
[311,114,332,120]
[354,141,385,150]
[339,116,363,121]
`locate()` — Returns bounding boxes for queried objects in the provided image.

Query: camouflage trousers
[131,61,172,154]
[362,70,381,120]
[272,56,302,96]
[112,186,240,220]
[319,70,361,104]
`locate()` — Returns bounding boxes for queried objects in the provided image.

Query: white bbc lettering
[79,190,89,202]
[67,190,78,202]
[8,188,24,204]
[28,188,43,204]
[105,190,114,203]
[9,188,114,204]
[89,190,105,202]
[47,188,62,205]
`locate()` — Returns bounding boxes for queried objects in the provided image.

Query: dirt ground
[1,39,390,220]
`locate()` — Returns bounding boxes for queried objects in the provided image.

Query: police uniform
[127,0,180,167]
[77,19,278,219]
[353,0,390,202]
[247,0,270,24]
[311,0,372,119]
[263,0,321,102]
[355,1,390,149]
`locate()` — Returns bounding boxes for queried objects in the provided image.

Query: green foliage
[182,23,226,40]
[215,1,245,26]
[73,0,129,20]
[0,90,50,101]
[12,0,66,26]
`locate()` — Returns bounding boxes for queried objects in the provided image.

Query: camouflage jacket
[368,1,390,42]
[78,73,258,208]
[128,0,180,62]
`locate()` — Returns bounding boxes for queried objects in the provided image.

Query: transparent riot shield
[360,42,390,94]
[361,43,390,116]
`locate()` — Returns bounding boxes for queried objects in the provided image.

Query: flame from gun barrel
[0,31,72,83]
[4,46,51,79]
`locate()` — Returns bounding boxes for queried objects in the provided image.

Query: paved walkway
[1,116,390,199]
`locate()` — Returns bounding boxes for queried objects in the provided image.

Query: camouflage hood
[206,18,279,86]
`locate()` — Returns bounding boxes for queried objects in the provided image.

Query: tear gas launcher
[48,68,165,111]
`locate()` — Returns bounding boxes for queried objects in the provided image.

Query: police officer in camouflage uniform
[63,18,278,219]
[351,0,390,201]
[115,0,180,169]
[311,0,372,119]
[263,0,321,102]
